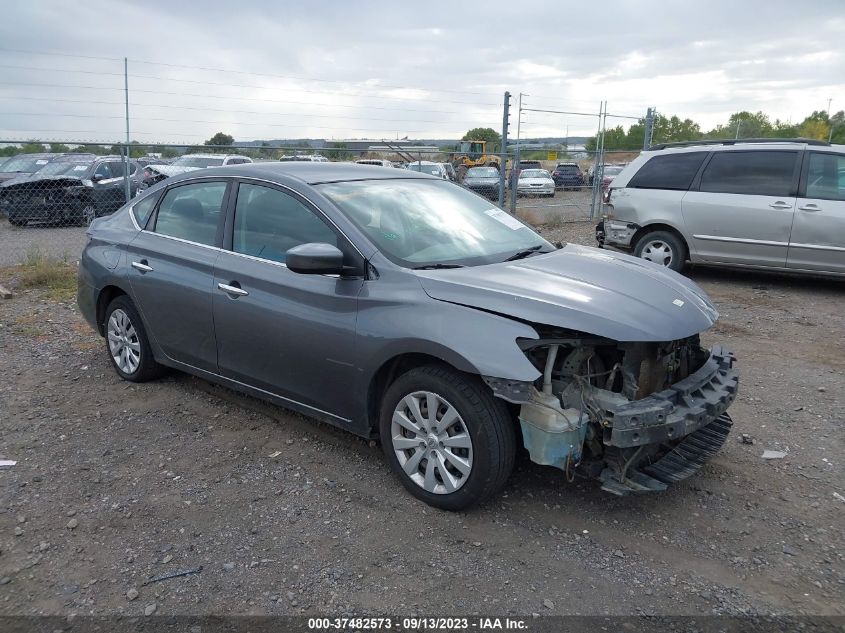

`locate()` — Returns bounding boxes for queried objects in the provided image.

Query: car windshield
[172,156,225,168]
[35,160,93,176]
[318,179,552,268]
[408,164,442,176]
[466,167,498,177]
[520,169,550,179]
[556,165,578,172]
[0,155,52,173]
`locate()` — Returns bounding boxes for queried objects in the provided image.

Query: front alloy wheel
[379,365,515,510]
[390,391,474,495]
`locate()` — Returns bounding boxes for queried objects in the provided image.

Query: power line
[0,51,500,99]
[0,94,461,115]
[0,78,497,107]
[0,113,434,134]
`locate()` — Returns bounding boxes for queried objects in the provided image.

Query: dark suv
[2,154,143,226]
[551,163,584,189]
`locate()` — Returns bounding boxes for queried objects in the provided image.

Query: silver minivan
[597,139,845,276]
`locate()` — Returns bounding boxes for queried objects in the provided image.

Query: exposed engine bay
[487,333,739,495]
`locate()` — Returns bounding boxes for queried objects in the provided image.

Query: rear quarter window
[629,152,707,190]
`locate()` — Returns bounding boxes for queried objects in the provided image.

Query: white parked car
[147,153,252,178]
[517,169,555,197]
[356,159,394,168]
[407,161,448,179]
[280,155,329,162]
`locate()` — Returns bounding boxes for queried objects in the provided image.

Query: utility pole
[498,91,510,208]
[828,98,834,143]
[735,120,741,140]
[509,92,525,215]
[123,57,131,203]
[643,107,655,150]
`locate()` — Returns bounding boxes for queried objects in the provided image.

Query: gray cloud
[0,0,842,144]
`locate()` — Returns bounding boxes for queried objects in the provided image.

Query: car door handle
[769,201,793,209]
[798,203,821,212]
[131,261,153,273]
[217,282,249,297]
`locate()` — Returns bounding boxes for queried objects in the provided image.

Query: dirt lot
[0,221,842,618]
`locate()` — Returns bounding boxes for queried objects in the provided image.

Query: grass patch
[4,247,78,302]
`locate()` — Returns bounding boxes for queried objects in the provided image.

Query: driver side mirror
[91,173,106,183]
[286,243,344,275]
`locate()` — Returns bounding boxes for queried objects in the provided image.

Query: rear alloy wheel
[634,230,687,272]
[81,205,97,226]
[104,296,164,382]
[379,365,515,510]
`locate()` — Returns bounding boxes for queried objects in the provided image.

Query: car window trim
[799,150,845,201]
[693,149,802,197]
[146,177,233,249]
[223,176,367,266]
[130,189,164,230]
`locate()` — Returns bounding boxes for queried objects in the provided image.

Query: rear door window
[153,181,228,246]
[805,152,845,201]
[699,151,797,197]
[629,152,707,190]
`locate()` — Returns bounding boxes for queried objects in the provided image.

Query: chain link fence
[0,140,631,266]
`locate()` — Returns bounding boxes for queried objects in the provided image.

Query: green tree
[796,110,831,140]
[21,141,47,153]
[461,127,501,153]
[204,132,235,149]
[49,143,70,153]
[325,142,351,161]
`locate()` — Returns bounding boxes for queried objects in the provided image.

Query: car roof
[179,153,248,159]
[645,139,840,155]
[171,161,438,185]
[53,153,99,162]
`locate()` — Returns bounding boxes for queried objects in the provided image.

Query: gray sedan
[78,162,738,509]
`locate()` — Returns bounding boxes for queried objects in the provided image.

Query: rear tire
[103,296,165,382]
[634,230,687,272]
[379,365,515,511]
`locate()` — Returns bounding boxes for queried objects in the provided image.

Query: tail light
[552,171,560,176]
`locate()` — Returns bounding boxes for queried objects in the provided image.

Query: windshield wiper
[503,245,547,262]
[411,263,466,270]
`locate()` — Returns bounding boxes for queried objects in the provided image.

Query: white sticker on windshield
[35,159,48,165]
[484,208,524,230]
[73,165,87,171]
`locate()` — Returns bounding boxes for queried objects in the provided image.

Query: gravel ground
[0,221,842,617]
[0,221,88,267]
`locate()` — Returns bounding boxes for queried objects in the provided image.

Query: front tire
[104,296,164,382]
[634,230,687,272]
[379,365,515,511]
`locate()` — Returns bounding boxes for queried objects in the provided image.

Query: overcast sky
[0,0,842,144]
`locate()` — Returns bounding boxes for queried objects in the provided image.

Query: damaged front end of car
[486,332,738,495]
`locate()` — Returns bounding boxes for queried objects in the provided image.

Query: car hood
[147,164,202,176]
[415,244,719,342]
[464,177,499,185]
[0,173,35,187]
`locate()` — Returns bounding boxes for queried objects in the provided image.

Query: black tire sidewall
[635,230,687,272]
[378,365,514,511]
[103,296,161,382]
